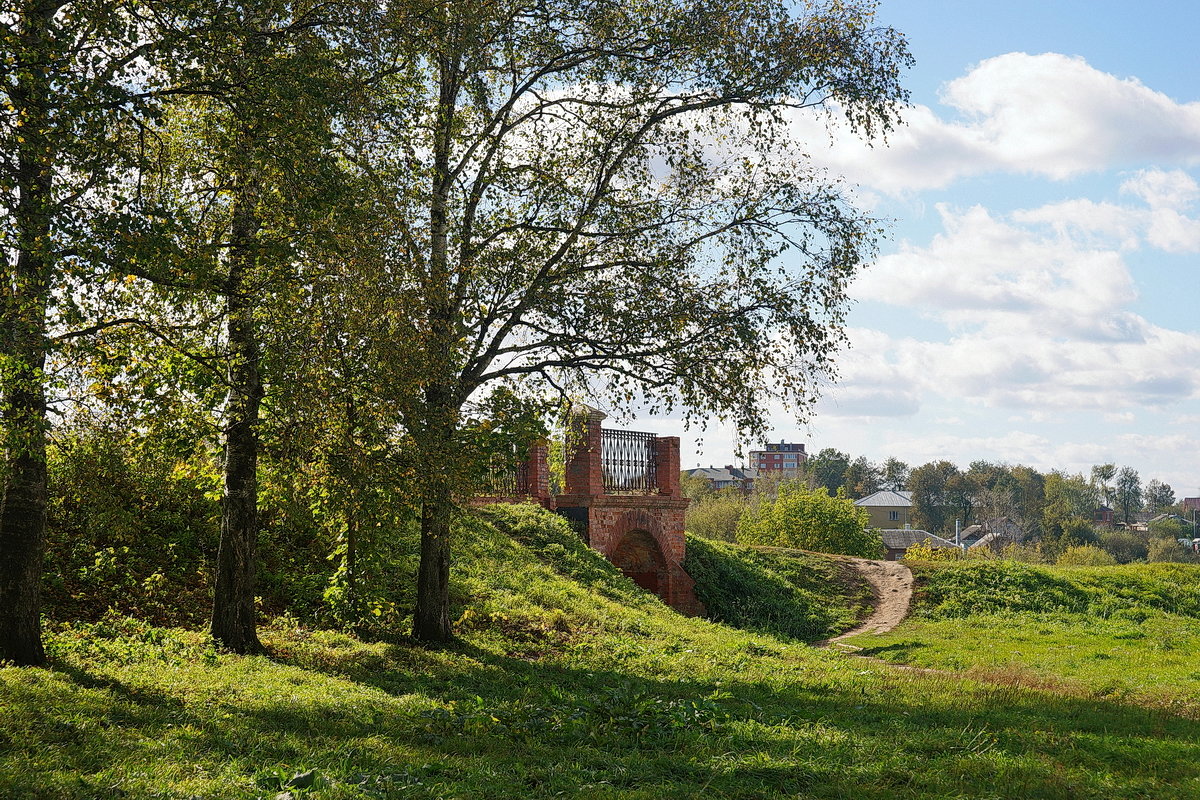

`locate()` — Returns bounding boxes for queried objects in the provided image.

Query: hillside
[846,559,1200,707]
[4,505,1200,798]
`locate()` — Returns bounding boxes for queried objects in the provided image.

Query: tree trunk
[414,493,453,641]
[210,183,264,655]
[412,33,461,644]
[0,1,55,667]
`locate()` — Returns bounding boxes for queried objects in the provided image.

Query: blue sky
[659,0,1200,498]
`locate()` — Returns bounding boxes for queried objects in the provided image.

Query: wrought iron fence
[481,456,530,497]
[601,428,658,494]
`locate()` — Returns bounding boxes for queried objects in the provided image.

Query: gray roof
[685,466,759,483]
[854,490,913,507]
[881,529,958,550]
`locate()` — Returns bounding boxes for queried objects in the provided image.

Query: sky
[654,0,1200,497]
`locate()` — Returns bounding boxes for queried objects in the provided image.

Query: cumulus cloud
[837,195,1200,417]
[796,53,1200,193]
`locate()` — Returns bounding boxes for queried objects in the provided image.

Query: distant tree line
[684,451,1197,565]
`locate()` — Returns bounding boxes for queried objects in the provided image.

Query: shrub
[1056,544,1117,567]
[901,540,964,562]
[685,493,746,541]
[1098,530,1148,564]
[736,484,881,558]
[999,542,1050,563]
[1147,537,1197,564]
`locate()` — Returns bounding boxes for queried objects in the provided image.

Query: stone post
[563,406,606,498]
[653,436,681,498]
[525,440,553,509]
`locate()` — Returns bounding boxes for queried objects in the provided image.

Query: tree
[342,0,910,641]
[736,483,880,558]
[1042,470,1098,542]
[120,1,370,652]
[880,457,910,492]
[1144,479,1175,513]
[1091,463,1116,507]
[805,448,851,495]
[0,0,180,666]
[1114,466,1142,525]
[908,460,972,536]
[841,455,881,499]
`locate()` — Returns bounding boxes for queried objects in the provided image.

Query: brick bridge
[477,407,702,615]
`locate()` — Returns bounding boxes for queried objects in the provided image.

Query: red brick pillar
[564,407,606,498]
[525,440,553,509]
[654,436,681,498]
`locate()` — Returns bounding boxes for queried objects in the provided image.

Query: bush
[1147,537,1197,564]
[685,493,746,541]
[1098,530,1148,564]
[901,540,964,562]
[1056,544,1117,567]
[736,484,881,558]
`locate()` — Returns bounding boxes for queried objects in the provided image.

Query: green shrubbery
[1057,544,1117,567]
[736,483,881,558]
[683,493,745,542]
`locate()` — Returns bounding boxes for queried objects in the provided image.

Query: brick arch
[611,529,667,596]
[606,510,668,556]
[607,510,675,600]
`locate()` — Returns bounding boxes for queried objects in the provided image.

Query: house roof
[881,529,958,550]
[854,490,912,507]
[684,466,758,483]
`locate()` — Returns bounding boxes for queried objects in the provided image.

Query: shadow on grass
[5,633,1200,800]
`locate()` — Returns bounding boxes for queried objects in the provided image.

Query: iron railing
[481,456,530,497]
[601,428,657,494]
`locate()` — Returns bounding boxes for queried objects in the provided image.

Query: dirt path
[819,558,913,647]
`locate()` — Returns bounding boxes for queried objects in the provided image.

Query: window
[889,511,899,521]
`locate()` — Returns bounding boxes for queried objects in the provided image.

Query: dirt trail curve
[819,558,913,648]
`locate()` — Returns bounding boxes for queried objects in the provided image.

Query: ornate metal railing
[481,456,530,497]
[601,428,657,494]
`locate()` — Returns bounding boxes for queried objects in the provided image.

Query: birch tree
[343,0,911,641]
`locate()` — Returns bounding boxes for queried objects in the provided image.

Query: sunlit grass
[4,508,1200,798]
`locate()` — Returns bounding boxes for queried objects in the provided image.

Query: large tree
[804,448,852,494]
[1144,479,1175,513]
[114,0,371,652]
[0,0,180,666]
[908,460,972,536]
[1114,466,1142,525]
[343,0,911,641]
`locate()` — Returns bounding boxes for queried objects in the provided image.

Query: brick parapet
[653,436,681,497]
[563,408,606,498]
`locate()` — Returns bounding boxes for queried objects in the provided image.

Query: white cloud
[841,196,1200,417]
[796,53,1200,193]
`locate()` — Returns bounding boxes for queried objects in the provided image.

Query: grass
[683,537,873,641]
[4,506,1200,798]
[847,559,1200,713]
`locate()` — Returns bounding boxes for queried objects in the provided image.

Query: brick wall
[556,410,702,616]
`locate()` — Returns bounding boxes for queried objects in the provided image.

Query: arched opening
[611,529,667,598]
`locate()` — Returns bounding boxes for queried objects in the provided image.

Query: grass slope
[684,538,873,642]
[848,560,1200,710]
[3,507,1199,799]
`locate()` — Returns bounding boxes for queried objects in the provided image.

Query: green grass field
[847,560,1200,712]
[4,507,1200,798]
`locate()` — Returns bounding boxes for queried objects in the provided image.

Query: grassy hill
[4,505,1200,798]
[846,559,1200,708]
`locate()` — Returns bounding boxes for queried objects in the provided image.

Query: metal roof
[854,490,913,507]
[881,529,958,550]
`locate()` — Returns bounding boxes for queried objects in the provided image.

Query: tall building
[749,441,807,472]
